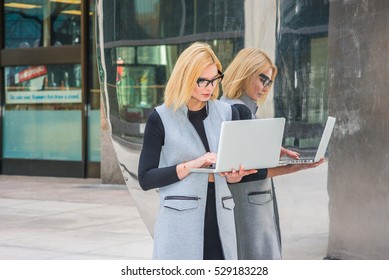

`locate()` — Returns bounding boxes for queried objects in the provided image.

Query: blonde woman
[221,48,324,259]
[138,42,256,260]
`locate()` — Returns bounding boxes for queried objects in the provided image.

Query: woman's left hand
[220,165,257,183]
[287,157,326,172]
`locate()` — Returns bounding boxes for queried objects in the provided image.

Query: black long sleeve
[138,111,179,190]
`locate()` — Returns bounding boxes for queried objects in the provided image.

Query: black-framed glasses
[259,73,273,87]
[196,71,224,88]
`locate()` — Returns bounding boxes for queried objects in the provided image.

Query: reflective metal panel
[95,0,331,238]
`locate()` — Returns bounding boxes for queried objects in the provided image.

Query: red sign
[17,66,47,83]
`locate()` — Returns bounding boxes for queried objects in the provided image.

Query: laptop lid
[279,116,336,164]
[314,116,336,162]
[190,118,285,173]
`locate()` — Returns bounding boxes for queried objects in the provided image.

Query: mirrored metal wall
[96,0,330,235]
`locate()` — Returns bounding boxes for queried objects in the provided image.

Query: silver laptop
[190,118,285,173]
[279,116,336,165]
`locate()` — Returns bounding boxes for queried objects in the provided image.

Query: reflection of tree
[5,3,80,47]
[6,11,42,47]
[50,4,81,45]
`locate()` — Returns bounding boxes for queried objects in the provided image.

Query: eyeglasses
[259,74,273,88]
[196,71,224,88]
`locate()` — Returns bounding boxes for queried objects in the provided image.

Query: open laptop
[190,118,285,173]
[279,116,336,165]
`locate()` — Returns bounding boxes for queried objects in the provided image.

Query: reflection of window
[108,0,244,41]
[113,46,168,125]
[117,65,166,122]
[275,0,329,149]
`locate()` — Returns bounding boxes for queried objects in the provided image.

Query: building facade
[0,0,100,178]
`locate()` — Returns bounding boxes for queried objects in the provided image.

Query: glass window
[88,109,100,162]
[4,0,81,48]
[88,0,101,162]
[3,64,82,160]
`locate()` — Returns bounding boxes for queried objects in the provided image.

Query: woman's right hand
[195,152,218,168]
[176,152,217,180]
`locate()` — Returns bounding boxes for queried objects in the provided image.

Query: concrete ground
[0,162,329,260]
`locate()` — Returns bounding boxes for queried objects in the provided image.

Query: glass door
[0,0,99,177]
[3,64,82,161]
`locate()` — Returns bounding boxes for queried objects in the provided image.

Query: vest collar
[240,94,258,115]
[178,101,210,117]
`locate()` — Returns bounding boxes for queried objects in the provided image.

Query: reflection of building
[276,1,330,148]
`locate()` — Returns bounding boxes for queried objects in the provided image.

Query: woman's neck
[187,99,206,111]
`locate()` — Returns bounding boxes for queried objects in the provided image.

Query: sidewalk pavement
[0,162,329,260]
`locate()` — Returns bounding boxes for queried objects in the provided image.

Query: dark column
[327,0,389,259]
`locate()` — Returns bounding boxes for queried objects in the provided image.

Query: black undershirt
[187,106,211,152]
[138,105,267,191]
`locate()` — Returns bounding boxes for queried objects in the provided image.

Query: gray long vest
[220,95,282,260]
[153,100,237,260]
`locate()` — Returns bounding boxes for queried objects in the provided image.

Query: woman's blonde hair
[164,42,222,111]
[222,48,277,104]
